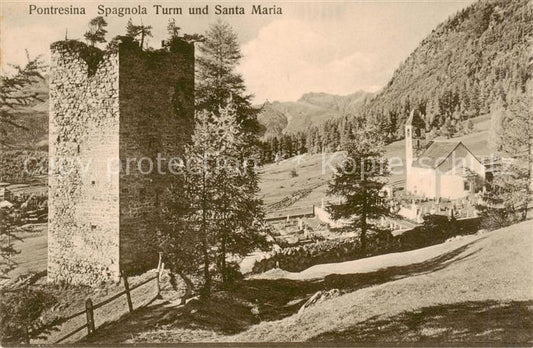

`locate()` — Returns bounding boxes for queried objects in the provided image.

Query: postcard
[1,0,532,345]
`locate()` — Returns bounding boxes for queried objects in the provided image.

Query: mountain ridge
[257,90,374,138]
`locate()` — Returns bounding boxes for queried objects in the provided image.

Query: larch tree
[209,104,267,284]
[184,105,267,294]
[84,16,108,46]
[166,18,181,40]
[125,18,152,50]
[0,209,22,278]
[183,110,219,297]
[478,82,532,228]
[0,53,45,147]
[196,20,260,135]
[156,179,203,303]
[327,125,390,252]
[497,88,532,221]
[193,20,267,288]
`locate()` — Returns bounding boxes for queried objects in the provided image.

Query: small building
[405,111,485,200]
[0,187,12,202]
[0,200,14,209]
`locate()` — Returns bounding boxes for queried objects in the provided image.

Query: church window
[463,181,471,191]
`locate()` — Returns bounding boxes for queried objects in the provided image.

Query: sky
[1,0,476,103]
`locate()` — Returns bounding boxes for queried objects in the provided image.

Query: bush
[0,288,57,344]
[396,214,468,251]
[223,261,244,284]
[290,169,298,178]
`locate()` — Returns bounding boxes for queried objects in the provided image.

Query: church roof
[412,141,462,168]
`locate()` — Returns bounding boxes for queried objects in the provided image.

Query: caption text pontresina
[28,4,283,16]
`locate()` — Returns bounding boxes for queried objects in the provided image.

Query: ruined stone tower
[48,39,194,284]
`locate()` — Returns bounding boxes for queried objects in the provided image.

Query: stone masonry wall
[48,39,195,284]
[48,42,120,284]
[252,238,363,274]
[118,41,195,274]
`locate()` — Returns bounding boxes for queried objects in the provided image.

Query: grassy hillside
[228,220,533,342]
[82,220,532,344]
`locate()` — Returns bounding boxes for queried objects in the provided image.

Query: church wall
[439,174,469,200]
[437,145,485,200]
[437,144,485,178]
[407,166,437,199]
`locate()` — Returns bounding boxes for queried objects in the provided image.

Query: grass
[2,222,161,345]
[28,270,161,344]
[82,238,478,343]
[3,223,47,284]
[259,114,492,215]
[225,220,532,342]
[83,220,532,344]
[311,300,533,343]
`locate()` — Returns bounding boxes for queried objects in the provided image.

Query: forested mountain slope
[365,0,533,137]
[259,0,533,161]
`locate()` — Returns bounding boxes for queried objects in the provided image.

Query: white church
[404,111,485,200]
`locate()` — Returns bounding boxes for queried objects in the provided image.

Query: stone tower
[405,110,426,194]
[48,39,194,285]
[405,111,415,176]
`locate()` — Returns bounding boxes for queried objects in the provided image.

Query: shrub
[396,214,462,251]
[223,261,244,285]
[290,169,298,178]
[0,288,57,344]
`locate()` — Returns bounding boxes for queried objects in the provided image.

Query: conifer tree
[478,86,532,227]
[84,16,108,46]
[184,110,219,297]
[196,20,259,134]
[497,90,532,221]
[179,105,268,295]
[327,125,390,252]
[210,104,267,283]
[0,209,21,278]
[125,18,152,50]
[167,18,181,40]
[0,53,44,147]
[156,181,201,302]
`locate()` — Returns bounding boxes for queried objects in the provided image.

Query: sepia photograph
[0,0,532,345]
